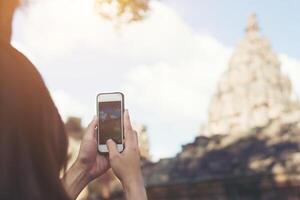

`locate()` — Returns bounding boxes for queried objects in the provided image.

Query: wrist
[73,159,92,181]
[62,161,91,199]
[122,173,144,192]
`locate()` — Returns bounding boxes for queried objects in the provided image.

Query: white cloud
[51,90,91,123]
[280,54,300,100]
[14,0,109,59]
[123,39,231,121]
[12,0,300,160]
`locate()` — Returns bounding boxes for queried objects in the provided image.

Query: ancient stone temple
[132,123,151,160]
[203,14,300,136]
[107,14,300,200]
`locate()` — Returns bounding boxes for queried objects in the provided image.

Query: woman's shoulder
[0,40,40,78]
[0,40,31,65]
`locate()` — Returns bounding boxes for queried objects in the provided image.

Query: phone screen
[99,101,122,144]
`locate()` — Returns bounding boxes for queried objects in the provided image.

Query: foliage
[95,0,150,23]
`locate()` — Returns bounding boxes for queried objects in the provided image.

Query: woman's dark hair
[0,43,69,199]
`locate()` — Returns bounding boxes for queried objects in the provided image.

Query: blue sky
[166,0,300,59]
[12,0,300,160]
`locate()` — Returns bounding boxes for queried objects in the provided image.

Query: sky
[165,0,300,59]
[12,0,300,160]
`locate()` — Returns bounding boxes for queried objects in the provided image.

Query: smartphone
[97,92,124,153]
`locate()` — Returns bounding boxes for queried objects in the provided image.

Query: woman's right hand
[106,110,147,200]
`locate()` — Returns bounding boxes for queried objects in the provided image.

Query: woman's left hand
[75,116,110,180]
[63,116,110,199]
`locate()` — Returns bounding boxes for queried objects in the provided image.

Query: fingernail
[106,139,112,144]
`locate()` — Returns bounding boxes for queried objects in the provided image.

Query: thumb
[106,139,119,158]
[84,116,98,140]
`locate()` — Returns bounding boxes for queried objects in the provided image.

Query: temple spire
[202,14,300,136]
[246,13,259,33]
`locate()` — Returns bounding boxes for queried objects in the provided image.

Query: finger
[132,130,138,147]
[124,110,132,131]
[106,139,119,158]
[84,116,98,140]
[124,130,134,148]
[124,110,134,145]
[125,130,139,150]
[129,130,138,149]
[96,154,111,169]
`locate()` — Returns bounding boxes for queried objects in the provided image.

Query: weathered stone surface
[133,14,300,200]
[132,123,151,160]
[142,128,300,190]
[203,14,300,136]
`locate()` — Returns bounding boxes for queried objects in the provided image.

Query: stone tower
[133,123,151,160]
[203,14,300,136]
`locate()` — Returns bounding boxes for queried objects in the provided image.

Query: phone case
[96,92,125,153]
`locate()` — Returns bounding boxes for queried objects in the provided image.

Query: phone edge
[96,92,125,154]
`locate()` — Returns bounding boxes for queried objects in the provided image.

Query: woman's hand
[76,116,110,180]
[63,117,110,199]
[107,110,147,200]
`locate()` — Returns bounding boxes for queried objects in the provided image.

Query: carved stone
[203,14,300,136]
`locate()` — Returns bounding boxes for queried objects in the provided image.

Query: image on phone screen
[99,101,122,144]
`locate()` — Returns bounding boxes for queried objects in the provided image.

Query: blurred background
[12,0,300,199]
